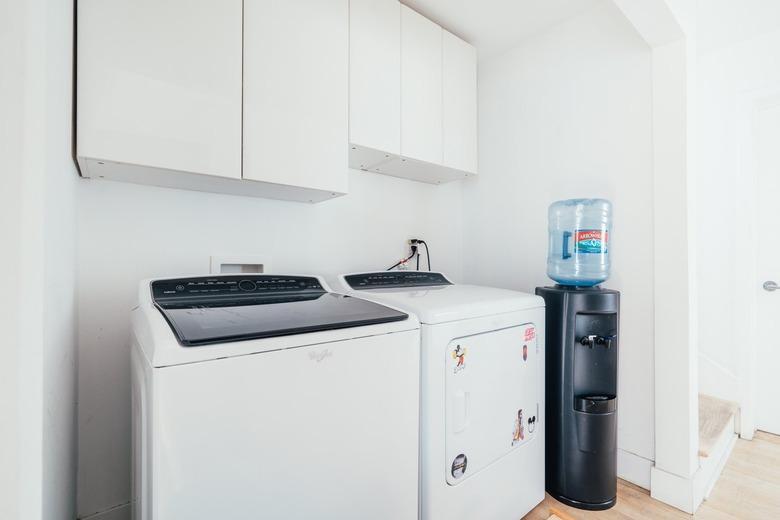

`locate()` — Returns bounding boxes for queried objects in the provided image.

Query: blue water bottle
[547,199,612,286]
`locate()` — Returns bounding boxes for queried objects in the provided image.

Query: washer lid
[153,275,409,346]
[336,272,544,325]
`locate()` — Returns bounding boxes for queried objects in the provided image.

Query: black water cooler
[535,285,619,510]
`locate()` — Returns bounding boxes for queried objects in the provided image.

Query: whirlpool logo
[308,349,333,363]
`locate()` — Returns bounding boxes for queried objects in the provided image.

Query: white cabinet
[77,0,242,181]
[400,5,443,166]
[443,30,478,175]
[78,0,347,203]
[77,0,473,198]
[348,0,401,170]
[348,2,478,184]
[244,0,349,200]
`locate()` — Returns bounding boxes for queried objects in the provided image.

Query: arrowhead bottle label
[574,229,608,254]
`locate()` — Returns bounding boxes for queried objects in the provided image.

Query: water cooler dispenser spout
[580,335,616,348]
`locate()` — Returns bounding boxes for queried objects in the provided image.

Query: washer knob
[238,280,256,291]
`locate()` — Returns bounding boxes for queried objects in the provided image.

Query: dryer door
[445,323,539,485]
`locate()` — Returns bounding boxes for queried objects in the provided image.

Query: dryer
[131,274,420,520]
[332,271,546,520]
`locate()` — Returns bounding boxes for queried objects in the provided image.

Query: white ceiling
[401,0,780,60]
[401,0,608,60]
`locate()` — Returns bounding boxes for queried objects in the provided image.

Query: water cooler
[535,286,619,509]
[538,199,619,510]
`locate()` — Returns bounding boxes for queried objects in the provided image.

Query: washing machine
[332,271,546,520]
[131,274,421,520]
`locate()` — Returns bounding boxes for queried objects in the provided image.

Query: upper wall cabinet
[78,0,242,181]
[349,0,401,169]
[400,5,443,167]
[77,0,348,203]
[442,30,478,175]
[348,1,478,184]
[243,0,349,198]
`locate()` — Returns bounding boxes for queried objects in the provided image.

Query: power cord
[385,239,431,271]
[386,243,418,271]
[416,240,431,271]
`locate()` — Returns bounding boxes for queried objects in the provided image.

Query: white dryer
[332,271,545,520]
[131,274,420,520]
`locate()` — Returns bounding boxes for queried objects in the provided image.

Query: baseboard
[79,502,130,520]
[651,421,737,513]
[617,448,653,490]
[698,429,737,500]
[650,466,698,513]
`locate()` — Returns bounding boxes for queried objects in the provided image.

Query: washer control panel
[345,271,452,290]
[152,275,324,301]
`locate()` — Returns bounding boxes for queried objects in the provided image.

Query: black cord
[386,245,418,271]
[417,240,431,271]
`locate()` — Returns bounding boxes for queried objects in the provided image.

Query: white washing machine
[332,271,546,520]
[131,274,421,520]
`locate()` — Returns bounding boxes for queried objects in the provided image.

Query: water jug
[547,199,612,286]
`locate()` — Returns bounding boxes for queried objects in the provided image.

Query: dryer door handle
[453,390,470,433]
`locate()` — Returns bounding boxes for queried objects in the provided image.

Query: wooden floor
[524,431,780,519]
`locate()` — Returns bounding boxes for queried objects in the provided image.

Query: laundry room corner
[461,0,656,489]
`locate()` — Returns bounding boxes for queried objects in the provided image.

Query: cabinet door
[443,30,478,174]
[349,0,401,156]
[400,5,442,165]
[244,0,349,195]
[78,0,242,179]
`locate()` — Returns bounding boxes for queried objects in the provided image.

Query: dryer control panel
[345,271,452,290]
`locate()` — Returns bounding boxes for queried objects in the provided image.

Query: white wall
[76,172,463,518]
[462,1,655,472]
[0,1,79,519]
[696,0,780,54]
[0,1,29,517]
[696,25,780,405]
[42,0,79,518]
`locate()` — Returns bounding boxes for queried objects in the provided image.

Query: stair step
[699,394,738,458]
